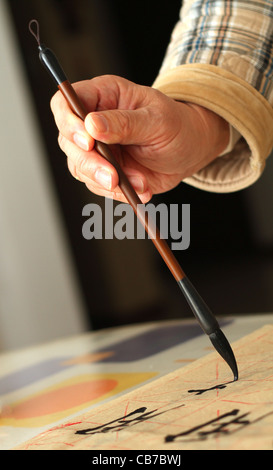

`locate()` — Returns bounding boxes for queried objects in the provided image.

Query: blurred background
[1,0,273,351]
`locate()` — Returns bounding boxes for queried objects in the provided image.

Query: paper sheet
[15,325,273,450]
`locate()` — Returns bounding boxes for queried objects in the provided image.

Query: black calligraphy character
[188,383,229,396]
[165,409,251,443]
[77,404,184,435]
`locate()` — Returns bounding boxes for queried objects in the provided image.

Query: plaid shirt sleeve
[153,0,273,192]
[160,0,273,103]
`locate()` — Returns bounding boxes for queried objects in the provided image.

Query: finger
[84,180,152,204]
[63,138,150,202]
[66,155,117,191]
[51,89,94,151]
[60,135,149,197]
[58,134,119,190]
[67,156,152,203]
[84,107,153,146]
[50,76,124,147]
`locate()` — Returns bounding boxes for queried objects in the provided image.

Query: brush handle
[59,80,186,283]
[32,28,238,380]
[37,44,186,282]
[59,80,225,340]
[59,81,220,336]
[178,277,219,335]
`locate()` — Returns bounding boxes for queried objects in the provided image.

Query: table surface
[1,313,272,449]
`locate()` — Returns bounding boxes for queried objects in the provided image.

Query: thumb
[85,108,150,145]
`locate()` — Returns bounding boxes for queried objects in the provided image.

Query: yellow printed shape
[0,372,157,428]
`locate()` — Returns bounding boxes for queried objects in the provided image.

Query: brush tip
[209,329,238,382]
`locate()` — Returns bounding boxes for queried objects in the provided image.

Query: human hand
[51,75,229,203]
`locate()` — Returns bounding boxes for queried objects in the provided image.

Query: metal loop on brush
[28,19,41,46]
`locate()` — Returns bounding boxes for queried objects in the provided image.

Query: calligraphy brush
[28,19,238,381]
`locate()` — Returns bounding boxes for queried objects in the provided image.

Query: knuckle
[51,93,77,137]
[76,155,89,176]
[58,133,65,149]
[50,90,64,118]
[50,92,58,113]
[58,134,87,174]
[58,113,73,136]
[66,157,75,175]
[67,158,81,181]
[118,111,132,137]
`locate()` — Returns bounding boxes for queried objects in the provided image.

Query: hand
[50,75,229,203]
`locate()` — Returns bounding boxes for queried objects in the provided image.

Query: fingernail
[95,168,112,190]
[90,114,108,133]
[73,133,90,151]
[128,175,145,193]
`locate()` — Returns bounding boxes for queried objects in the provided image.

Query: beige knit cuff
[153,64,273,193]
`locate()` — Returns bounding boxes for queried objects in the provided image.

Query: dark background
[6,0,273,330]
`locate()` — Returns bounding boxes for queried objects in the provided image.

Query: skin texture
[50,75,229,203]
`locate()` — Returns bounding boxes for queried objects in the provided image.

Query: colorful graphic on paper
[0,372,156,427]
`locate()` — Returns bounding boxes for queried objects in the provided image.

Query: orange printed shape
[0,372,156,428]
[2,378,116,420]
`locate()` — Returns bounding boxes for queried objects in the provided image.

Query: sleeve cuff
[219,125,241,157]
[153,64,273,193]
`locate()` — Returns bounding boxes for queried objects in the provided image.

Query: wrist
[186,102,230,159]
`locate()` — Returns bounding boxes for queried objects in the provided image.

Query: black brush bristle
[209,329,238,381]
